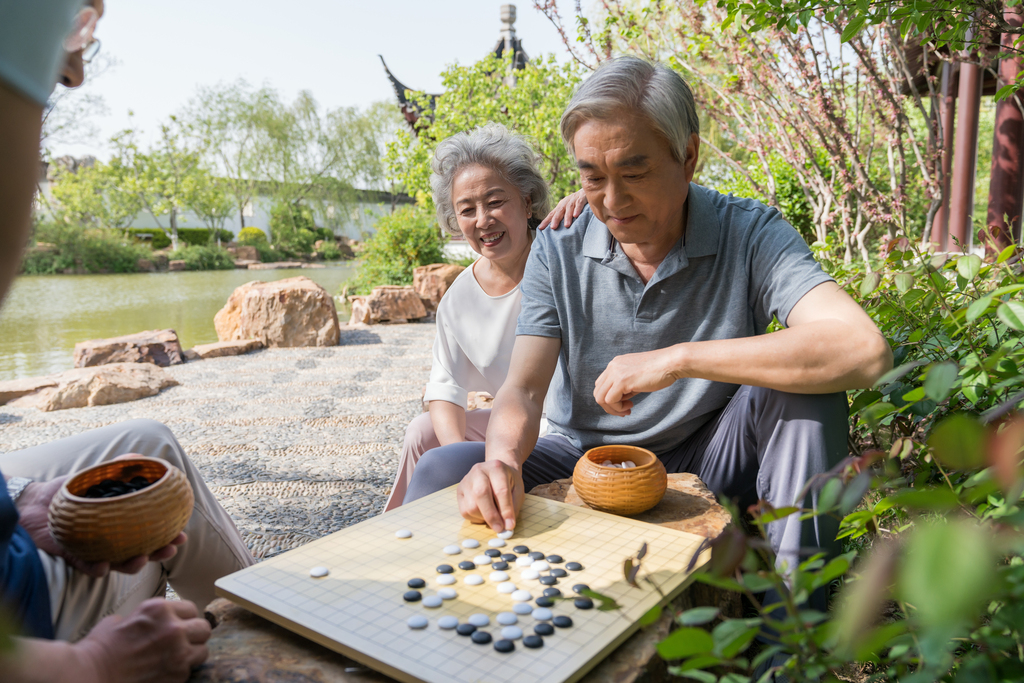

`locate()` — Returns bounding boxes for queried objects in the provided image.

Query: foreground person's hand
[594,348,680,416]
[457,460,525,533]
[76,598,211,683]
[538,189,588,230]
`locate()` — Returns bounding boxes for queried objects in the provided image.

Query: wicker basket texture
[572,445,668,516]
[48,457,194,564]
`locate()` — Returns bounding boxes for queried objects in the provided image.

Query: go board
[215,486,710,683]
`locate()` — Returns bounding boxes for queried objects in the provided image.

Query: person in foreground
[0,3,253,681]
[385,123,578,511]
[403,57,893,583]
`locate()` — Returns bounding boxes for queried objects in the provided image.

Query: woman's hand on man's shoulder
[538,189,588,230]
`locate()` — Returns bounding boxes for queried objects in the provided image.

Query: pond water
[0,264,359,381]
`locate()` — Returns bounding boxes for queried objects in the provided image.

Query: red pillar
[948,58,983,252]
[985,6,1024,256]
[932,62,957,248]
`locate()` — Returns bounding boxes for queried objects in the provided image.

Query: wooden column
[948,58,984,252]
[932,62,957,248]
[985,5,1024,255]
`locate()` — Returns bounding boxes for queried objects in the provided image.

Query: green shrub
[175,228,215,246]
[345,205,447,294]
[270,202,317,257]
[22,222,150,274]
[125,228,171,249]
[315,240,342,260]
[314,227,334,241]
[167,244,236,271]
[254,243,285,263]
[237,227,268,246]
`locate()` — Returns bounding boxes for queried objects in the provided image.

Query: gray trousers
[404,386,848,575]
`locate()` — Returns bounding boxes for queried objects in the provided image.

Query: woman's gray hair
[560,56,700,164]
[430,123,550,236]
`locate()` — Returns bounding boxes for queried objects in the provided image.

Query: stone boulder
[184,339,263,361]
[413,263,465,312]
[1,364,178,412]
[228,245,259,261]
[73,329,184,368]
[136,258,156,273]
[169,259,186,272]
[347,296,371,325]
[215,277,339,348]
[366,286,427,323]
[248,262,304,270]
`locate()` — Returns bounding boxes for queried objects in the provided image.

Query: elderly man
[404,56,892,576]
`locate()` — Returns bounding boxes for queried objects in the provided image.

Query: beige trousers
[0,419,254,641]
[383,410,492,512]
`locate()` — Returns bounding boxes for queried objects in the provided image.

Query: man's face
[60,0,104,89]
[573,110,698,246]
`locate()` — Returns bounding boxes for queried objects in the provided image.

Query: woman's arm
[428,400,468,447]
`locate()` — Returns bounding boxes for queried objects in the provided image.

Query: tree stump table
[190,474,734,683]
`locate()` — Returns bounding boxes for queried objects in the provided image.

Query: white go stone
[501,626,523,640]
[309,566,329,578]
[438,588,458,600]
[395,529,413,539]
[423,595,443,608]
[436,574,456,586]
[464,574,484,586]
[531,561,550,571]
[473,555,493,566]
[497,582,517,594]
[521,569,540,581]
[511,590,532,602]
[532,608,553,621]
[488,538,506,548]
[468,613,490,627]
[438,616,459,630]
[513,603,534,615]
[407,616,428,629]
[623,460,636,468]
[489,571,510,582]
[443,545,461,555]
[515,556,534,567]
[461,539,480,549]
[497,530,514,540]
[496,612,519,626]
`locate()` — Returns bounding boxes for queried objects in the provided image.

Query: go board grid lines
[216,486,709,683]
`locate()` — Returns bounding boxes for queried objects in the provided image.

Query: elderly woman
[384,123,582,511]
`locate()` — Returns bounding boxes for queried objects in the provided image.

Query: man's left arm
[594,281,893,416]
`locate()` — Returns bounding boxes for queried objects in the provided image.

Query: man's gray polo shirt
[516,182,833,454]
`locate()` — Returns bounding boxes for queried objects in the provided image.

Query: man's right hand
[76,598,211,683]
[456,460,525,533]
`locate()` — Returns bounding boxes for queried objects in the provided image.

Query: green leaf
[928,414,986,470]
[859,271,882,297]
[849,390,883,414]
[901,386,926,403]
[818,477,843,512]
[840,471,872,515]
[966,295,994,322]
[755,505,799,523]
[677,607,720,626]
[887,487,960,510]
[956,254,982,280]
[894,272,915,293]
[876,360,928,387]
[841,14,869,42]
[997,244,1016,263]
[712,619,762,658]
[740,572,776,593]
[997,301,1024,331]
[923,361,959,402]
[656,626,715,660]
[671,671,716,683]
[639,605,663,626]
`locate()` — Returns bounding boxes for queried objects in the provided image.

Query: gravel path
[0,323,436,560]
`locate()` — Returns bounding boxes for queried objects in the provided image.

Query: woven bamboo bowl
[572,445,667,516]
[48,457,194,564]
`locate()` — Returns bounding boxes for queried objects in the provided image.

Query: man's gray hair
[560,56,700,164]
[431,123,551,237]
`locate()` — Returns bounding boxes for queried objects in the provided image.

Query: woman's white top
[425,264,550,430]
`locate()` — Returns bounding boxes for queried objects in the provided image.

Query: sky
[50,0,575,159]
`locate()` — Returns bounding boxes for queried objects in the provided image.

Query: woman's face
[451,164,532,265]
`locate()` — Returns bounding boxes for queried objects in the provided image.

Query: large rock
[248,262,304,270]
[184,339,264,361]
[347,296,371,325]
[1,364,178,412]
[215,277,340,348]
[228,245,259,261]
[73,329,184,368]
[413,263,465,312]
[366,286,427,323]
[169,260,186,272]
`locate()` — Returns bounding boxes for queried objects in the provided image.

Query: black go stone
[407,578,426,589]
[403,590,422,602]
[492,561,509,570]
[539,576,557,586]
[546,555,564,563]
[493,639,515,653]
[534,623,555,636]
[550,568,568,578]
[553,615,574,628]
[471,630,492,644]
[458,560,476,570]
[456,623,476,636]
[523,634,544,649]
[566,562,584,571]
[543,588,562,598]
[513,545,530,554]
[436,564,454,574]
[501,553,517,562]
[572,584,590,594]
[485,549,502,558]
[535,596,554,607]
[528,551,545,561]
[574,597,595,610]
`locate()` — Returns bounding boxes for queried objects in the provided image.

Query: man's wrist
[486,452,522,472]
[667,343,691,382]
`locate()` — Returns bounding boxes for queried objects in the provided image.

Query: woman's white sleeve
[423,307,469,409]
